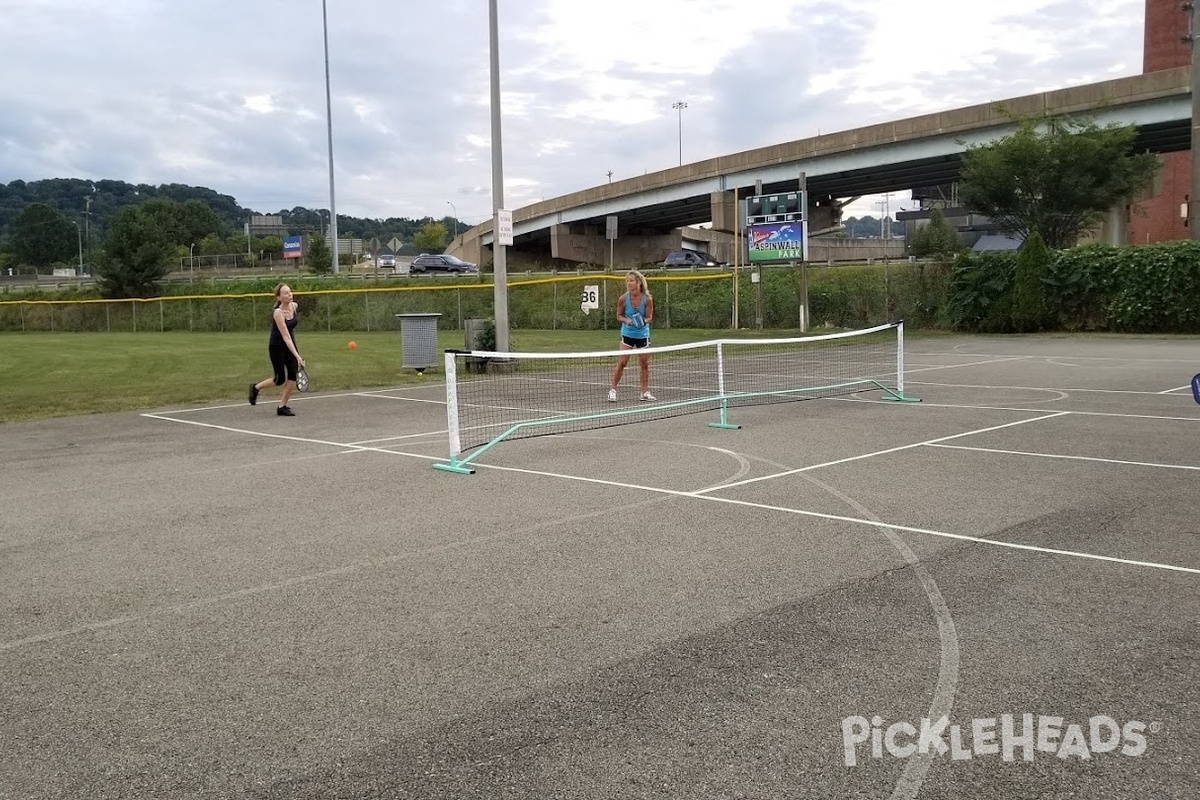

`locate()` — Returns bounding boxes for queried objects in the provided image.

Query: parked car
[663,250,719,268]
[410,254,477,273]
[377,253,397,268]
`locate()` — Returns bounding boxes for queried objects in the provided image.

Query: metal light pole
[672,101,687,166]
[447,200,458,240]
[74,221,83,272]
[189,243,195,281]
[321,0,340,271]
[489,0,510,351]
[1188,0,1200,240]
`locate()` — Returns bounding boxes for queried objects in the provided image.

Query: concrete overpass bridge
[451,66,1189,268]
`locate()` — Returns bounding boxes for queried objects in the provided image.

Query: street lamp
[672,101,687,166]
[447,200,458,239]
[321,0,340,273]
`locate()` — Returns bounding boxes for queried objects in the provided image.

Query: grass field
[0,327,831,423]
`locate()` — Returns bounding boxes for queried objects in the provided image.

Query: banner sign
[747,221,808,263]
[283,236,303,259]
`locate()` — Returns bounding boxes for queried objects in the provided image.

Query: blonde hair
[273,283,291,308]
[625,270,650,298]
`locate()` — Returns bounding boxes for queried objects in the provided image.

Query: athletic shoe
[607,388,617,402]
[277,406,295,416]
[640,391,656,401]
[248,383,259,406]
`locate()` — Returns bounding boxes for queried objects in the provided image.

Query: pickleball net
[434,321,918,474]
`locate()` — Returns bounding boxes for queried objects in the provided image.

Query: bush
[1011,230,1051,332]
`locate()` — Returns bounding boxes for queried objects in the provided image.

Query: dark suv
[411,254,477,273]
[663,250,718,268]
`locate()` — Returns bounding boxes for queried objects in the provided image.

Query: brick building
[1130,0,1192,244]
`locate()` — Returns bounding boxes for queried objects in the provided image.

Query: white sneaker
[607,388,617,402]
[640,391,656,401]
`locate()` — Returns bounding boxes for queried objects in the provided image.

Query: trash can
[396,313,442,374]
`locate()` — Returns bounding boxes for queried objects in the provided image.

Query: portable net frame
[434,322,918,474]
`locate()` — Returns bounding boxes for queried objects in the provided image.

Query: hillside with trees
[0,177,463,253]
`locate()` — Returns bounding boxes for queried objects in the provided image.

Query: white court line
[934,349,1200,365]
[904,356,1029,375]
[840,396,1200,423]
[1159,385,1191,395]
[692,412,1071,495]
[159,386,446,415]
[470,462,1200,577]
[911,380,1186,396]
[928,443,1200,472]
[140,413,444,462]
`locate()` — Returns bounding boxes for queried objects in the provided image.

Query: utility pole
[1188,1,1200,239]
[84,194,93,266]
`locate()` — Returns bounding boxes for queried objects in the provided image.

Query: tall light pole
[447,200,458,240]
[489,0,510,351]
[74,221,83,272]
[1188,0,1200,240]
[321,0,340,271]
[672,101,687,166]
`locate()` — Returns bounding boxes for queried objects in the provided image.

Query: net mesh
[443,323,902,462]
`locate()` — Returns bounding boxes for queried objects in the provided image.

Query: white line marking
[469,462,1200,576]
[1159,385,1191,395]
[927,443,1200,471]
[904,356,1030,375]
[839,396,1200,423]
[140,413,444,461]
[922,350,1200,365]
[911,380,1180,397]
[693,412,1071,494]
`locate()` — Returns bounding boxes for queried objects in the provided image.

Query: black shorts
[269,344,298,385]
[621,335,650,348]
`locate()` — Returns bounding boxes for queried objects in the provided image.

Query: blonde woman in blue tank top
[608,270,656,402]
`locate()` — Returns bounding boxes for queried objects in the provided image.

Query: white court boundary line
[929,443,1200,471]
[469,462,1200,576]
[140,413,444,462]
[139,397,1200,579]
[693,412,1071,494]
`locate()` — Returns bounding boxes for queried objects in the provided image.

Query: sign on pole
[580,284,600,315]
[388,236,402,252]
[497,209,514,246]
[605,216,618,240]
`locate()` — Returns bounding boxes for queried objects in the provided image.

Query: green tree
[412,221,449,251]
[959,113,1160,249]
[198,232,224,255]
[177,199,227,245]
[907,208,961,258]
[95,204,177,297]
[1011,229,1051,332]
[10,203,77,268]
[306,233,332,274]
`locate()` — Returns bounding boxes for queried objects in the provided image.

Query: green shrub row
[947,240,1200,333]
[5,242,1196,334]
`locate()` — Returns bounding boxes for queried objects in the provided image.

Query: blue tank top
[620,293,649,339]
[268,306,298,348]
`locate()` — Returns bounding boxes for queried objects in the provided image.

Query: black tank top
[268,306,298,348]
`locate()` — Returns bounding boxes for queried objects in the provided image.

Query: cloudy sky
[1,0,1146,224]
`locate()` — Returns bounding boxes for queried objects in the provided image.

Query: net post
[433,350,476,474]
[881,320,921,403]
[708,341,741,430]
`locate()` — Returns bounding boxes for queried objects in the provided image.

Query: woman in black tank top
[248,283,305,416]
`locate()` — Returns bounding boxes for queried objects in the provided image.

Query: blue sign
[283,235,302,259]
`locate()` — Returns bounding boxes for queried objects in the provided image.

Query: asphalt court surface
[2,334,1198,799]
